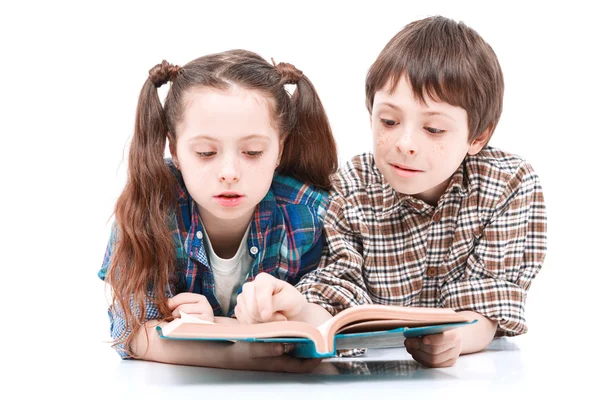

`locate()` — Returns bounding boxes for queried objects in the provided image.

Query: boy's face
[371,75,487,205]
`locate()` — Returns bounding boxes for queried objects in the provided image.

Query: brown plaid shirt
[297,147,547,336]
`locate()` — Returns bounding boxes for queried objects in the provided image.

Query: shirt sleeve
[98,221,117,281]
[98,221,164,359]
[439,162,547,336]
[296,194,372,316]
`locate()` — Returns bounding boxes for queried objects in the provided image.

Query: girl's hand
[224,341,322,373]
[404,330,463,368]
[234,272,307,324]
[167,293,214,322]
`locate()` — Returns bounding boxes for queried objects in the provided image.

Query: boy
[233,16,547,368]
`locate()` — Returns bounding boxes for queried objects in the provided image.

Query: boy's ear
[168,136,179,169]
[467,126,493,155]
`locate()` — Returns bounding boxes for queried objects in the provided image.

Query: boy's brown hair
[366,16,504,143]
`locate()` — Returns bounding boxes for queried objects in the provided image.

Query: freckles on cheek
[435,142,445,156]
[374,129,392,150]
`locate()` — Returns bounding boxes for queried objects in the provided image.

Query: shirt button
[250,246,259,255]
[196,231,203,240]
[432,212,442,223]
[413,202,423,210]
[426,267,438,277]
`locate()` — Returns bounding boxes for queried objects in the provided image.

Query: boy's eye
[424,127,445,134]
[196,152,216,158]
[380,118,398,127]
[244,151,264,158]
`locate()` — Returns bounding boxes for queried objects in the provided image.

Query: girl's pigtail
[107,61,180,356]
[276,63,338,190]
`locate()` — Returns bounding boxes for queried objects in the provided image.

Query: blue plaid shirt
[99,159,329,358]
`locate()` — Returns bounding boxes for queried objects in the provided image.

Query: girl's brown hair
[366,16,504,143]
[106,49,337,356]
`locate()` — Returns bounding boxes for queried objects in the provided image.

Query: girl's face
[171,86,282,227]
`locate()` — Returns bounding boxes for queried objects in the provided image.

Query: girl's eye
[380,118,398,127]
[424,127,445,134]
[196,152,216,158]
[244,151,263,158]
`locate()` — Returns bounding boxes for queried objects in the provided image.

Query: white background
[1,0,598,391]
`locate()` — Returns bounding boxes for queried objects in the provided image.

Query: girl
[99,49,337,372]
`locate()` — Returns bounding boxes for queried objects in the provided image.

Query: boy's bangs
[384,49,468,110]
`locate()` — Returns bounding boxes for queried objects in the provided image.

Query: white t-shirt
[203,225,253,314]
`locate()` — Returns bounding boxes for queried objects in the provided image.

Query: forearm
[456,311,498,355]
[130,320,235,367]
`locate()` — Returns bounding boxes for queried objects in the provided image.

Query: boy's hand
[167,293,214,322]
[404,330,463,368]
[234,272,307,324]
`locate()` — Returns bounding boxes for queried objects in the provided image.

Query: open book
[156,304,476,358]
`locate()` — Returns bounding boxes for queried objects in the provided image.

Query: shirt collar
[248,189,276,247]
[184,184,277,252]
[444,162,470,198]
[379,160,470,217]
[380,168,411,216]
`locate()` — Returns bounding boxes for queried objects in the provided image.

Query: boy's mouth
[390,163,423,178]
[391,163,422,172]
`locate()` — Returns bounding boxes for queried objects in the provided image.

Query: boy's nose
[395,130,417,156]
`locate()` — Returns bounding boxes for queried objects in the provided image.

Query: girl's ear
[467,126,493,156]
[276,134,287,167]
[168,136,179,169]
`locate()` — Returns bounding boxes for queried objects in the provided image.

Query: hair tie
[271,57,303,85]
[148,60,181,88]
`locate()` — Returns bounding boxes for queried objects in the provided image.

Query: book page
[159,312,214,336]
[179,311,216,324]
[159,315,329,353]
[335,321,475,350]
[335,330,407,350]
[337,319,449,334]
[320,304,471,338]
